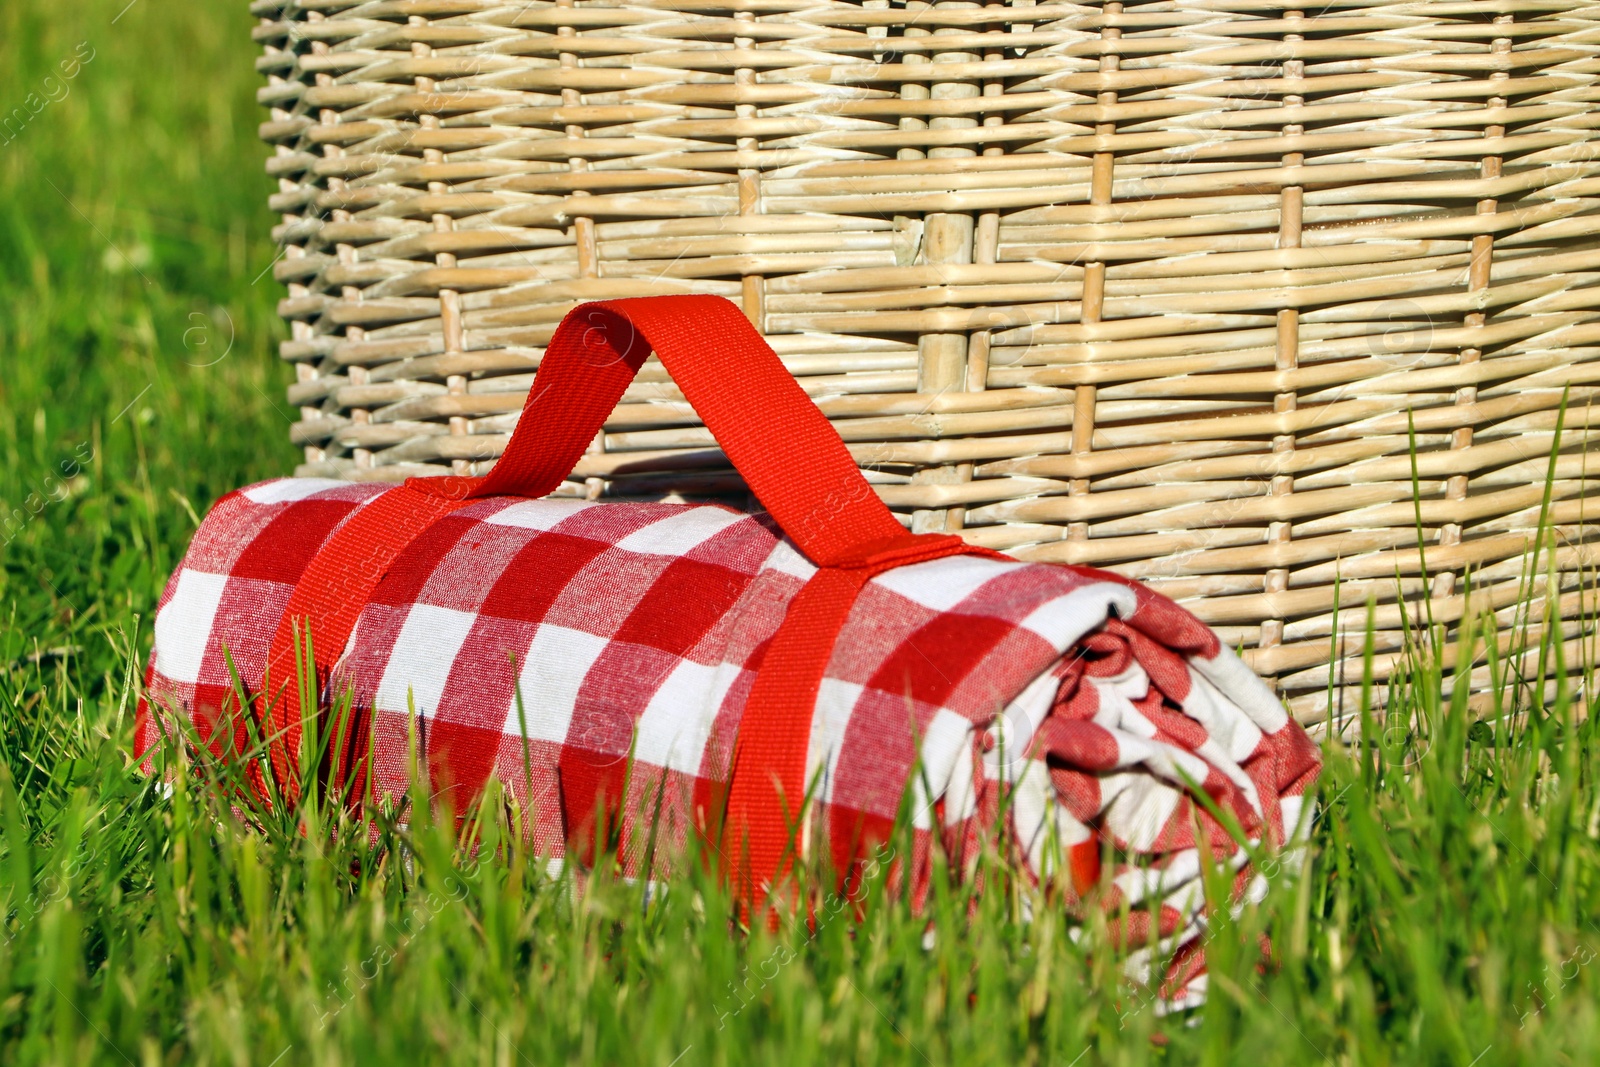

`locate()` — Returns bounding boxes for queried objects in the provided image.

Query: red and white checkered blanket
[138,476,1319,999]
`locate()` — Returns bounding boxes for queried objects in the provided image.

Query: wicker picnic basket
[248,0,1600,724]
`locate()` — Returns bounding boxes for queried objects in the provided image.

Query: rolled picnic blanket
[136,296,1319,1001]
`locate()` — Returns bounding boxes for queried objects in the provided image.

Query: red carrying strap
[408,295,909,564]
[722,532,1003,914]
[259,487,477,804]
[264,295,1001,908]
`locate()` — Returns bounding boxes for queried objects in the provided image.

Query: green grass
[5,2,1600,1064]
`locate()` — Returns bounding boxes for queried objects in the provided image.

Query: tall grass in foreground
[4,538,1600,1066]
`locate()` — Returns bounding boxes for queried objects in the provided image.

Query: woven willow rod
[250,0,1600,722]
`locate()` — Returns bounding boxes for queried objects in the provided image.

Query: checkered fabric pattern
[138,478,1320,1001]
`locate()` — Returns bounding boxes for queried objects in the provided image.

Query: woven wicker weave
[249,0,1600,723]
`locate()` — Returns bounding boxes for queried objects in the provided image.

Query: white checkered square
[153,570,229,685]
[633,659,738,774]
[373,604,478,718]
[504,624,611,743]
[482,498,596,532]
[615,506,746,556]
[240,478,347,505]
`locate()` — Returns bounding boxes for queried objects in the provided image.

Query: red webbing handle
[412,297,1005,905]
[442,296,1004,896]
[260,487,477,802]
[410,296,908,566]
[263,296,1003,911]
